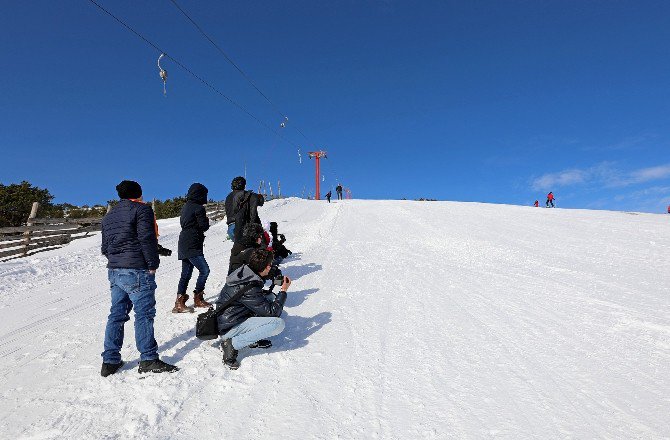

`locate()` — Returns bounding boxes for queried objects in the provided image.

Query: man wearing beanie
[100,180,178,376]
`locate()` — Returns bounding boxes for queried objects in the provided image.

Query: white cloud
[629,165,670,183]
[532,163,670,191]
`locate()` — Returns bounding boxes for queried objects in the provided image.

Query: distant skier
[534,200,539,207]
[667,204,670,214]
[325,191,332,203]
[546,192,555,208]
[336,184,343,200]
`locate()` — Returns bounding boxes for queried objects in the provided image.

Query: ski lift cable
[167,0,315,145]
[86,0,301,148]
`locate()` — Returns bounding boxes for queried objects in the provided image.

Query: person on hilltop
[100,180,178,376]
[546,192,555,208]
[217,249,291,369]
[224,176,264,242]
[173,182,212,313]
[534,200,539,207]
[335,184,343,200]
[325,191,332,203]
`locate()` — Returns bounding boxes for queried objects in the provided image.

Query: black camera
[272,274,284,286]
[157,244,172,257]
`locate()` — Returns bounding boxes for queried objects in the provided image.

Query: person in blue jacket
[100,180,178,376]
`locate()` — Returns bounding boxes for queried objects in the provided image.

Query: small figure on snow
[326,191,332,203]
[546,192,555,208]
[534,200,539,207]
[336,184,343,200]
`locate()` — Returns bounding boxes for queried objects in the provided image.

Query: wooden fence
[0,201,228,262]
[0,202,103,261]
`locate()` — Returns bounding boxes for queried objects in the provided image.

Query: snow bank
[0,199,668,439]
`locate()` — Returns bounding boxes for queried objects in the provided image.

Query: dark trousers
[546,199,554,208]
[337,191,343,200]
[177,255,210,294]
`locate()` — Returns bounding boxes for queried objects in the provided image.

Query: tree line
[0,181,196,228]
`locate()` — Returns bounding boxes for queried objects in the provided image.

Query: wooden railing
[0,201,228,262]
[0,203,103,261]
[205,202,226,222]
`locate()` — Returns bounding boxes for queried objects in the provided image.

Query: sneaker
[138,359,179,374]
[101,361,124,377]
[248,339,272,349]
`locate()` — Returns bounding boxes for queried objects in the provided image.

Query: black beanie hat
[231,176,246,190]
[116,180,142,199]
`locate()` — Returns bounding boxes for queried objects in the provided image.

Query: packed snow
[0,198,668,439]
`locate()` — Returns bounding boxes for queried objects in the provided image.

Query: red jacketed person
[546,192,555,208]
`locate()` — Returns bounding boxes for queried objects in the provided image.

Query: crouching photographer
[216,249,291,370]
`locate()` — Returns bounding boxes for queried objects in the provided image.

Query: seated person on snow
[228,223,264,275]
[217,249,291,369]
[269,221,292,263]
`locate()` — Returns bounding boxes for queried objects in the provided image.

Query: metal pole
[315,156,321,200]
[23,202,39,257]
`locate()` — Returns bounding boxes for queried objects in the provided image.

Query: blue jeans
[221,317,285,350]
[177,255,210,294]
[227,223,235,240]
[102,269,158,363]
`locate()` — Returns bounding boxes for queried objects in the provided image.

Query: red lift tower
[308,151,327,200]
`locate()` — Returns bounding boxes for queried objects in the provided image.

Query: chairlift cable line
[167,0,316,146]
[86,0,301,149]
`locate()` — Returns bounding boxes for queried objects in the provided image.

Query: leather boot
[221,338,240,369]
[171,294,194,313]
[193,290,211,308]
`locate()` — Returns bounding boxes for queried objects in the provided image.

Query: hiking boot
[101,361,124,377]
[172,294,194,313]
[249,339,272,349]
[138,359,179,374]
[221,338,240,370]
[193,290,211,308]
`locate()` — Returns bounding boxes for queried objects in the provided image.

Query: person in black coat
[100,180,177,376]
[217,249,291,369]
[224,176,246,240]
[224,176,264,242]
[174,183,211,313]
[325,191,332,203]
[228,223,263,275]
[269,221,292,262]
[335,184,343,200]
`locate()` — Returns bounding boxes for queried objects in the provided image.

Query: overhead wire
[86,0,301,149]
[167,0,315,146]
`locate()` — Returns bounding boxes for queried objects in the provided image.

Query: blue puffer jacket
[101,199,160,270]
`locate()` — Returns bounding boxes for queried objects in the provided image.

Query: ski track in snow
[0,198,669,439]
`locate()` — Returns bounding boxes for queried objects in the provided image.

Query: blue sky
[1,1,669,212]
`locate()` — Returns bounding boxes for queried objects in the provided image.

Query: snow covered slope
[0,199,668,439]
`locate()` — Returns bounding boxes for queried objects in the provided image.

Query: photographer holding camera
[217,249,291,370]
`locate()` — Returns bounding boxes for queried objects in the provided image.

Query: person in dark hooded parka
[174,183,211,313]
